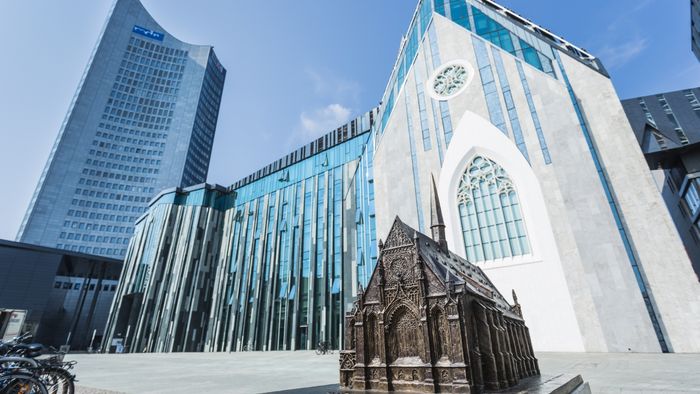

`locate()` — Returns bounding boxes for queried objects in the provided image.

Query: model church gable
[341,184,540,392]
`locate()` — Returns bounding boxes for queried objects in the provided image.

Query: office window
[683,178,700,215]
[685,90,700,120]
[657,95,689,144]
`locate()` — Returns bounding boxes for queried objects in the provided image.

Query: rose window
[432,64,468,97]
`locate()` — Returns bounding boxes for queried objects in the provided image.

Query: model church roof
[371,176,521,321]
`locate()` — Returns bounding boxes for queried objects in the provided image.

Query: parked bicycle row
[0,332,76,394]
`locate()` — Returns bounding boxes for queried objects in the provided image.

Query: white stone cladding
[560,54,700,353]
[437,110,585,352]
[373,14,700,352]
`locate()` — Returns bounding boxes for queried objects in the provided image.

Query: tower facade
[17,0,226,258]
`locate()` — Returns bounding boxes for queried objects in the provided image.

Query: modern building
[693,0,699,61]
[103,111,377,352]
[17,0,226,259]
[0,240,122,350]
[621,87,700,281]
[105,0,700,354]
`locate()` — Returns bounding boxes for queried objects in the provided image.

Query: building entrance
[0,309,27,341]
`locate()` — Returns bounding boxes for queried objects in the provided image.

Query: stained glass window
[457,156,529,262]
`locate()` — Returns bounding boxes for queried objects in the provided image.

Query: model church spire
[430,174,448,252]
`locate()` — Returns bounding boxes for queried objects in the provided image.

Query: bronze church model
[339,178,539,393]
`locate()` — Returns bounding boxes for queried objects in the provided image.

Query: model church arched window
[457,156,530,262]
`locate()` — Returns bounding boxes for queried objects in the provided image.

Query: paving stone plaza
[69,351,700,393]
[3,0,700,392]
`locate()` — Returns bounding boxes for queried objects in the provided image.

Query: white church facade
[372,2,700,353]
[104,0,700,354]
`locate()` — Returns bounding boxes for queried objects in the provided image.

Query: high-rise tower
[17,0,226,258]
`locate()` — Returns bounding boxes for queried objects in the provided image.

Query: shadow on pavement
[263,384,340,393]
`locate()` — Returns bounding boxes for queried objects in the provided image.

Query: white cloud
[299,103,352,140]
[633,0,654,12]
[305,68,361,104]
[286,69,360,149]
[598,37,648,69]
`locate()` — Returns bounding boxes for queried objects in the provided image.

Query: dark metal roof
[0,239,123,265]
[391,217,520,319]
[622,87,700,155]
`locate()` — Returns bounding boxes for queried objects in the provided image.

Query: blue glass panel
[419,0,432,36]
[516,60,551,164]
[449,0,470,29]
[414,70,432,151]
[520,39,543,70]
[439,102,453,145]
[404,94,426,232]
[278,281,288,299]
[472,6,497,35]
[455,4,556,77]
[331,278,340,294]
[434,0,446,16]
[473,39,508,135]
[498,30,514,53]
[491,48,529,162]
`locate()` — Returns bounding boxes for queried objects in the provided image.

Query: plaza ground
[69,351,700,393]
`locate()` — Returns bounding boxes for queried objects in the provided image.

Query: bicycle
[0,355,48,394]
[0,333,76,394]
[0,371,49,394]
[315,341,333,355]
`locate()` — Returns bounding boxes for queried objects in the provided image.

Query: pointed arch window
[430,307,449,360]
[457,156,529,262]
[365,313,380,362]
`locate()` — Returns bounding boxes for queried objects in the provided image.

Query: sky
[0,0,698,241]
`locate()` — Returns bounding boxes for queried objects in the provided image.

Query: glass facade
[225,122,374,351]
[374,0,597,149]
[17,0,225,258]
[104,111,377,352]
